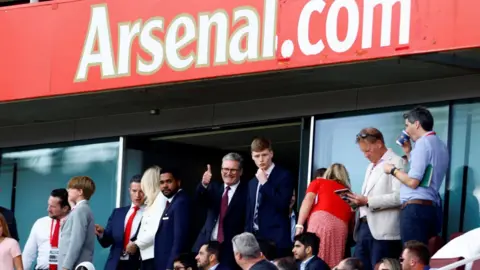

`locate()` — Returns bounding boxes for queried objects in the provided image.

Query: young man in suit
[346,128,405,270]
[0,206,19,241]
[245,137,294,259]
[193,152,248,269]
[59,176,96,270]
[292,232,329,270]
[95,175,145,270]
[154,168,191,270]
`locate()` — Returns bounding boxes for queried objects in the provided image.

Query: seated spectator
[274,257,298,270]
[174,253,199,270]
[258,239,277,262]
[378,258,401,270]
[0,213,23,270]
[292,232,329,270]
[195,241,230,270]
[335,258,364,270]
[232,232,276,270]
[400,241,430,270]
[432,228,480,270]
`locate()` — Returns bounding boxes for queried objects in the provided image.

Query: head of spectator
[48,188,71,220]
[174,253,199,270]
[221,152,243,187]
[274,257,297,270]
[400,241,430,270]
[129,174,145,207]
[356,127,388,164]
[67,176,96,205]
[403,106,434,141]
[196,241,221,269]
[75,262,95,270]
[335,258,364,270]
[251,137,274,171]
[290,189,296,212]
[0,213,11,238]
[292,232,319,262]
[314,168,327,179]
[258,239,277,261]
[324,163,351,189]
[232,232,264,269]
[141,165,162,207]
[160,167,182,198]
[379,258,401,270]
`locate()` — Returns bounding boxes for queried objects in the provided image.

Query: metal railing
[437,254,480,270]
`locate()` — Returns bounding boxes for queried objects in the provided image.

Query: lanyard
[425,131,436,137]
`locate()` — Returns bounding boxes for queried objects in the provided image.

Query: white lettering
[261,0,277,58]
[362,0,411,48]
[326,0,359,53]
[75,5,116,81]
[197,11,229,66]
[297,0,326,56]
[229,8,260,63]
[166,15,196,70]
[117,22,141,76]
[137,18,165,74]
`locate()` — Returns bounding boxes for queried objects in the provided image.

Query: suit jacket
[245,165,294,250]
[0,206,19,241]
[193,181,248,268]
[354,149,406,241]
[154,190,191,270]
[98,206,141,270]
[299,256,330,270]
[58,201,95,270]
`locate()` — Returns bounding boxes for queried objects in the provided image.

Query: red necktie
[49,220,60,270]
[166,201,170,208]
[217,186,230,243]
[124,206,140,250]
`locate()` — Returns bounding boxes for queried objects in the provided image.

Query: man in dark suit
[95,175,144,270]
[245,137,294,258]
[293,233,329,270]
[154,168,191,270]
[0,206,19,240]
[193,152,248,269]
[195,241,230,270]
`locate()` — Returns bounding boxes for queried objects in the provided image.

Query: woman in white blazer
[132,166,167,270]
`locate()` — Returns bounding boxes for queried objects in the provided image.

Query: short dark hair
[343,258,364,270]
[294,232,319,256]
[356,127,385,144]
[50,189,70,210]
[403,106,434,131]
[160,167,181,181]
[275,257,297,270]
[314,168,327,178]
[130,174,142,184]
[173,253,198,270]
[258,239,277,261]
[404,240,430,265]
[203,241,221,261]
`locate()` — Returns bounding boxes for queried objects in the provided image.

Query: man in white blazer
[346,127,405,270]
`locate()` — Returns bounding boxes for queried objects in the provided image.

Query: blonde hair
[0,213,11,238]
[141,166,162,207]
[324,163,351,188]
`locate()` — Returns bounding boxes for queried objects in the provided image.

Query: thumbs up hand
[202,164,212,186]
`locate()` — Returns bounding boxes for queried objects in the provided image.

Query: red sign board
[0,0,479,101]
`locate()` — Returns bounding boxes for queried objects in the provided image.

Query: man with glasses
[193,152,248,269]
[346,127,405,270]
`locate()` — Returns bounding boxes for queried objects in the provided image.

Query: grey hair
[232,232,261,259]
[222,152,243,169]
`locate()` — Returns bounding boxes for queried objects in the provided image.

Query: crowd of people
[0,106,455,270]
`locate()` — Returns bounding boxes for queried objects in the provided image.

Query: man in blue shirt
[384,106,449,245]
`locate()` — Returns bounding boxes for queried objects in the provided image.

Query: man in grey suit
[59,176,97,270]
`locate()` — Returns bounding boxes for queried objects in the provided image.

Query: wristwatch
[390,166,397,176]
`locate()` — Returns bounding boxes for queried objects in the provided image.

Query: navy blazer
[154,190,191,270]
[0,206,19,241]
[298,256,330,270]
[245,165,294,250]
[97,206,141,270]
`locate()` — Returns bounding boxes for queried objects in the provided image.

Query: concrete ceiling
[0,49,479,128]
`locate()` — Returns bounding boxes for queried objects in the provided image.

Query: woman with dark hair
[0,213,23,270]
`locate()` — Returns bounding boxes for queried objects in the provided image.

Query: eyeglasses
[221,168,240,173]
[356,132,380,142]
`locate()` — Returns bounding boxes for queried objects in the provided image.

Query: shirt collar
[225,181,240,192]
[167,189,182,203]
[130,203,145,210]
[301,256,315,267]
[265,163,275,176]
[209,263,220,270]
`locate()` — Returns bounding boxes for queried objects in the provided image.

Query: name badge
[49,248,59,265]
[162,216,169,220]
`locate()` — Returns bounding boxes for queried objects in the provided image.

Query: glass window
[1,140,120,268]
[448,102,480,234]
[312,105,450,201]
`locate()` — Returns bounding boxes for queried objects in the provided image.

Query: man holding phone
[346,127,405,270]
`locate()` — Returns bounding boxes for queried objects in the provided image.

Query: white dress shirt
[135,192,167,260]
[22,216,61,270]
[119,204,144,260]
[253,163,275,230]
[210,181,240,241]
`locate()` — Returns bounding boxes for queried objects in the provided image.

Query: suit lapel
[225,181,244,217]
[159,190,182,229]
[364,150,393,195]
[361,164,373,194]
[119,206,129,230]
